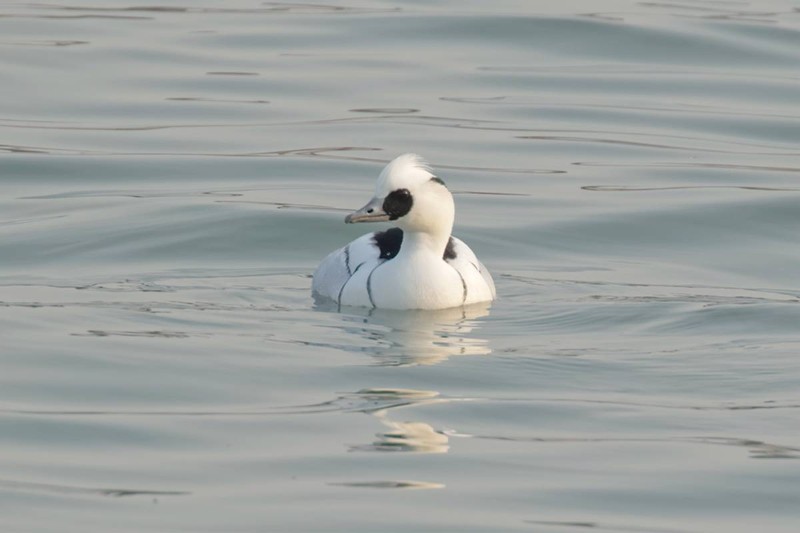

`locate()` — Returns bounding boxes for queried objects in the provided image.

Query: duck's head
[345,154,454,236]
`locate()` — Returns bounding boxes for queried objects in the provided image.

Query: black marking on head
[430,176,446,186]
[382,188,413,220]
[443,236,457,261]
[373,227,403,260]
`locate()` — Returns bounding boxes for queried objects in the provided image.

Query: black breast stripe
[373,228,403,260]
[344,244,352,276]
[443,236,457,260]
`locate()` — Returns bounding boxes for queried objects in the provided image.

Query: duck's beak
[345,197,390,224]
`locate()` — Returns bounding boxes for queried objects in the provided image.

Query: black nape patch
[382,188,413,220]
[443,236,458,260]
[430,176,446,186]
[373,227,404,260]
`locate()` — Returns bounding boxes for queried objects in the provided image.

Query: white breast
[313,231,495,310]
[357,252,466,310]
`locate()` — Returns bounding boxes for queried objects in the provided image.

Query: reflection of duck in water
[313,154,495,310]
[365,419,450,454]
[347,389,450,454]
[333,302,492,366]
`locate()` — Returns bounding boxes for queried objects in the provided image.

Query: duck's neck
[397,229,451,260]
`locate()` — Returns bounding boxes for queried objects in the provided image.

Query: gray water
[2,1,800,531]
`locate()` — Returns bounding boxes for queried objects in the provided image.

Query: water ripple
[582,185,800,192]
[17,2,402,15]
[0,478,189,498]
[525,518,695,533]
[329,480,444,490]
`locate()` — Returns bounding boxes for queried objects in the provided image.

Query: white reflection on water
[366,419,450,453]
[315,302,493,366]
[346,388,452,454]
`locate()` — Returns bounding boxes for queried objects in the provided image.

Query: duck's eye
[383,188,413,220]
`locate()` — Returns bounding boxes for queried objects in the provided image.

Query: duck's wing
[312,228,404,301]
[444,236,496,301]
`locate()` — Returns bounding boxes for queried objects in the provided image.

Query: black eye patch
[382,188,413,220]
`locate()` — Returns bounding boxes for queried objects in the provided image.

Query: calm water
[2,1,800,531]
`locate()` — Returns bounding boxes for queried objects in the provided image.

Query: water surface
[2,1,800,532]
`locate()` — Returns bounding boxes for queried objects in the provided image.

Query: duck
[312,153,496,310]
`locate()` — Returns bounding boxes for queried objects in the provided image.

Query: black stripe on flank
[453,267,467,305]
[382,189,413,220]
[337,261,365,310]
[366,262,388,309]
[372,227,403,260]
[366,269,376,308]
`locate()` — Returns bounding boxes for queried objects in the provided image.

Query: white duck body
[312,154,495,310]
